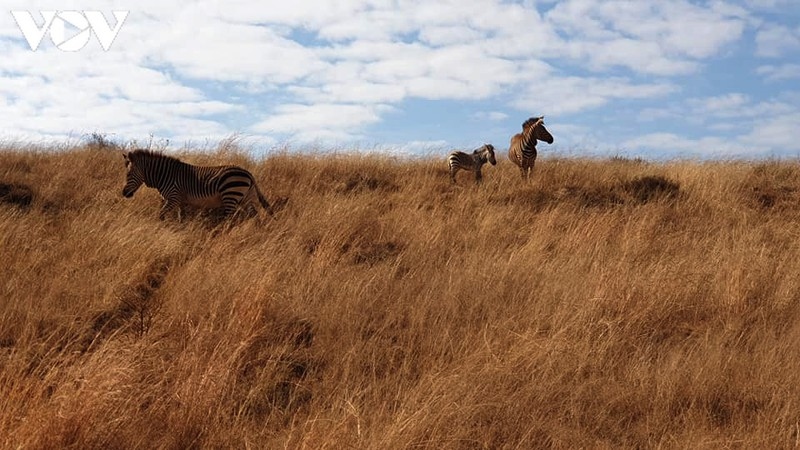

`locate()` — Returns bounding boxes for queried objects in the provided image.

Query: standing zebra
[122,149,274,220]
[508,116,554,180]
[448,144,497,184]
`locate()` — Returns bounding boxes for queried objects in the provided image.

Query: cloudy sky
[1,1,799,159]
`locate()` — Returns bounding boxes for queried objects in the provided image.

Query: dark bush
[0,182,34,209]
[623,176,680,204]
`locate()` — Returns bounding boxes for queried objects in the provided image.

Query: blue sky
[1,1,799,159]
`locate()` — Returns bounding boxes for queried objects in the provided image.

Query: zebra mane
[473,144,494,154]
[522,117,543,130]
[128,149,182,164]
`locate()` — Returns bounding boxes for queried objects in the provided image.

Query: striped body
[122,149,273,220]
[508,116,554,180]
[448,144,497,184]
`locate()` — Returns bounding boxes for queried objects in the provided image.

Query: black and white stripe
[508,116,554,180]
[122,149,273,220]
[447,144,497,184]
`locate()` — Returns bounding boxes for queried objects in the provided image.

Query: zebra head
[122,151,145,198]
[484,144,497,166]
[523,116,554,145]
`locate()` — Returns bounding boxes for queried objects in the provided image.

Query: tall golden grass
[2,143,800,448]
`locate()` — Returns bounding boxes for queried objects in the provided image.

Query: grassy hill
[2,143,800,448]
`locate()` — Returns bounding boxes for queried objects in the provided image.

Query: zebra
[447,144,497,184]
[121,149,274,220]
[508,116,554,180]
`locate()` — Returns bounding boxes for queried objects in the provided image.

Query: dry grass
[2,144,800,449]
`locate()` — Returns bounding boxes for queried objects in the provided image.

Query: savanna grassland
[3,142,800,449]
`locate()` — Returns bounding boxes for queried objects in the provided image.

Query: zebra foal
[122,149,273,220]
[447,144,497,184]
[508,116,554,180]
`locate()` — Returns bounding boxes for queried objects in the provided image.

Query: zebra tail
[256,187,275,216]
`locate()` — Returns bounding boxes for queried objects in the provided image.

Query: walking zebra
[508,116,554,180]
[448,144,497,184]
[122,149,273,220]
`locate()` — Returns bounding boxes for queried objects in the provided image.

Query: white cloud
[622,133,755,158]
[251,103,394,142]
[419,25,484,46]
[757,64,800,81]
[0,39,238,143]
[213,0,369,28]
[290,81,406,104]
[740,112,800,151]
[514,76,677,115]
[623,115,800,158]
[473,111,509,122]
[632,2,745,59]
[145,21,327,84]
[686,94,797,120]
[744,0,797,10]
[544,0,746,75]
[622,91,800,158]
[755,23,800,57]
[692,93,751,116]
[579,38,699,75]
[394,140,449,156]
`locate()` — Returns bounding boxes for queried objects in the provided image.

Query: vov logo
[11,10,129,52]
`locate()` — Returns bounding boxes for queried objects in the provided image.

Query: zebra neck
[521,125,538,149]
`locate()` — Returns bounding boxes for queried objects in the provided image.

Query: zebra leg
[256,188,274,216]
[475,169,483,184]
[221,192,244,217]
[158,196,180,221]
[450,166,457,184]
[176,204,192,222]
[223,202,238,218]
